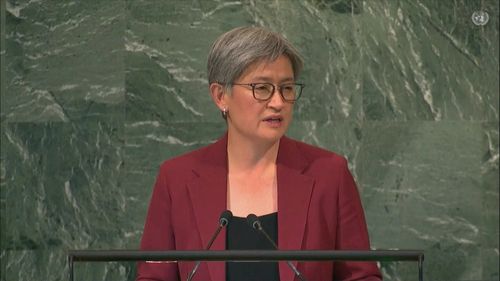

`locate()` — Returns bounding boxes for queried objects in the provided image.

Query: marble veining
[1,0,498,280]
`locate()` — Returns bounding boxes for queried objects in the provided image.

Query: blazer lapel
[187,135,228,281]
[277,137,314,281]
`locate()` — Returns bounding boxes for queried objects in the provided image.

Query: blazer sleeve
[136,165,180,281]
[333,158,382,281]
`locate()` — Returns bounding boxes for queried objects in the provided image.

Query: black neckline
[231,212,278,220]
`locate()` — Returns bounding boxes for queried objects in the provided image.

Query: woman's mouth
[263,117,283,127]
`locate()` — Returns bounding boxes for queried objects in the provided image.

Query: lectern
[68,249,424,281]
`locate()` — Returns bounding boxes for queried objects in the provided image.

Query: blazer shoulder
[284,136,348,165]
[157,142,214,175]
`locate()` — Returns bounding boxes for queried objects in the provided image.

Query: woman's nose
[267,90,285,109]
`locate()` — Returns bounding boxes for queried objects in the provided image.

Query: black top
[226,213,280,281]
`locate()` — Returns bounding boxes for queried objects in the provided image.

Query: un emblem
[471,10,489,26]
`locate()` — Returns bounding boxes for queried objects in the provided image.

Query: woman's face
[223,55,295,144]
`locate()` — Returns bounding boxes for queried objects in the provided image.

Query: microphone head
[246,214,261,230]
[219,210,233,226]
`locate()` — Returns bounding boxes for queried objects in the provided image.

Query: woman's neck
[226,131,280,176]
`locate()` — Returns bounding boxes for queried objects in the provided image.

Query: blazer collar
[187,134,314,281]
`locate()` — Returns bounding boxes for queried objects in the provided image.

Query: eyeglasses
[230,82,305,102]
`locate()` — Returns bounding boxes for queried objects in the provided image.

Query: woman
[137,26,382,281]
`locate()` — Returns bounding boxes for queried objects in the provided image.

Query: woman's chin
[256,129,288,143]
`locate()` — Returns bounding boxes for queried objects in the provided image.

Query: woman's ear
[209,82,227,111]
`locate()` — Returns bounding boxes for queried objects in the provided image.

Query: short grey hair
[207,26,304,86]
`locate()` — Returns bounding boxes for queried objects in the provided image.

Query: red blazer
[137,134,382,281]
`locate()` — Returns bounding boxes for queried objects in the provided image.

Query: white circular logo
[472,11,489,26]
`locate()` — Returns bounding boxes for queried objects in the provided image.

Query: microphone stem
[256,224,308,281]
[205,225,223,250]
[186,224,223,281]
[258,225,278,248]
[186,262,200,281]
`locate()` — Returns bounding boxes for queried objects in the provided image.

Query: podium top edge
[67,250,424,262]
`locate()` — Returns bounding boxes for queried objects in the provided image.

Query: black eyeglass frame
[224,82,305,102]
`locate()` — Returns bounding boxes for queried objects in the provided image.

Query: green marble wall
[1,0,498,280]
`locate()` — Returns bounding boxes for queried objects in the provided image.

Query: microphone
[247,214,308,281]
[186,210,233,281]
